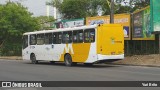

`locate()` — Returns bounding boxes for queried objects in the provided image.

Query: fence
[125,34,159,56]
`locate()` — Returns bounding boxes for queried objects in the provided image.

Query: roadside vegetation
[0,0,150,56]
[0,2,40,56]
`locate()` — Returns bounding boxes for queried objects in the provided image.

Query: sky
[0,0,54,16]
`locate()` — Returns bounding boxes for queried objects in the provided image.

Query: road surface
[0,59,160,90]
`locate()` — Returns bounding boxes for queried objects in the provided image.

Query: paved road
[0,59,160,90]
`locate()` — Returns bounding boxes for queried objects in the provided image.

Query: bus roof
[23,24,97,35]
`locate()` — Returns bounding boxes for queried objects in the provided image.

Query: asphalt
[0,59,160,90]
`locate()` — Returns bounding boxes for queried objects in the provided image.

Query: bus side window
[30,34,37,45]
[90,29,95,42]
[68,31,72,43]
[73,30,83,43]
[37,34,44,45]
[84,29,95,43]
[84,30,90,43]
[62,32,67,43]
[62,31,72,43]
[53,32,62,44]
[78,30,83,43]
[57,32,62,44]
[45,33,52,44]
[23,35,28,49]
[73,31,77,43]
[53,33,56,44]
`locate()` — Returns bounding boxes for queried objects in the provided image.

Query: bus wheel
[64,54,72,67]
[31,54,38,64]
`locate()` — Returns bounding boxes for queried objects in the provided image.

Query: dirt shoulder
[111,54,160,67]
[0,54,160,67]
[0,56,22,60]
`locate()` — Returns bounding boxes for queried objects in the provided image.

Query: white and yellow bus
[22,24,124,66]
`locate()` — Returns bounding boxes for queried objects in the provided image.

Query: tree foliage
[132,0,150,12]
[47,0,110,19]
[0,2,40,56]
[48,0,150,19]
[86,0,110,16]
[116,0,150,13]
[36,16,55,30]
[61,0,89,19]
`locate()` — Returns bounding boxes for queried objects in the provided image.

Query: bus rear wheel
[31,54,38,64]
[64,54,73,67]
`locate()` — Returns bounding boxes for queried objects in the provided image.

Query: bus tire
[31,54,38,64]
[64,54,72,67]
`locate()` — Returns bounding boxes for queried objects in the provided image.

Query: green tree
[47,0,150,19]
[0,2,40,56]
[115,0,150,13]
[132,0,150,12]
[61,0,88,19]
[36,16,55,30]
[87,0,110,16]
[47,0,111,19]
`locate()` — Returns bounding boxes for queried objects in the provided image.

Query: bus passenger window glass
[45,33,52,44]
[37,34,44,45]
[78,30,83,43]
[30,34,36,45]
[73,30,83,43]
[53,33,56,44]
[53,32,62,44]
[68,31,72,43]
[90,29,95,42]
[23,35,28,49]
[62,31,72,43]
[58,32,62,44]
[84,30,90,43]
[84,29,95,43]
[62,32,66,43]
[73,31,77,43]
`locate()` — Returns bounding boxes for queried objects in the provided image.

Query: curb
[109,63,160,68]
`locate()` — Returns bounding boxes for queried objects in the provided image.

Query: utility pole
[110,0,114,23]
